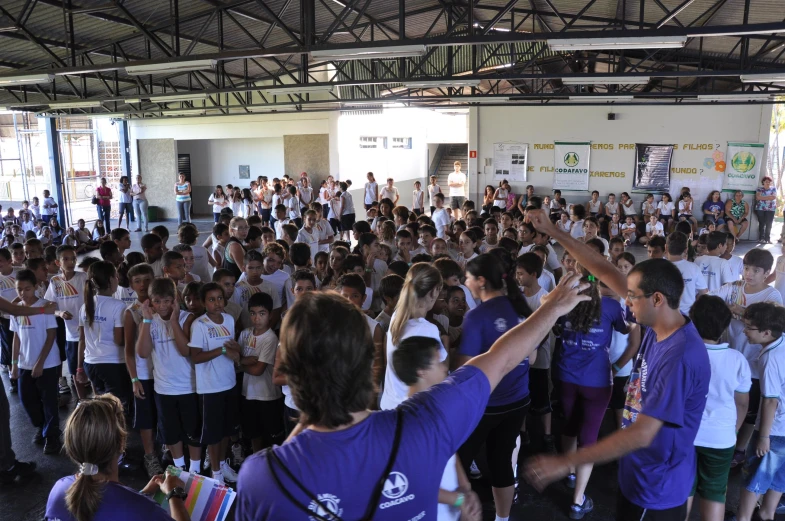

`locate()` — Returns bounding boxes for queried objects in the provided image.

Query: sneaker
[543,434,557,454]
[469,460,482,479]
[118,452,139,473]
[730,449,745,469]
[43,437,62,455]
[565,473,576,489]
[143,453,164,478]
[203,451,210,471]
[220,459,238,483]
[134,228,142,232]
[231,443,245,467]
[569,496,594,520]
[212,471,224,484]
[32,429,44,445]
[58,377,70,395]
[9,381,17,394]
[0,460,36,484]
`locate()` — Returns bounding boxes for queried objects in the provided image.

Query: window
[391,137,412,149]
[359,136,387,149]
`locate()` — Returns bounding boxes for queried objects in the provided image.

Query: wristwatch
[166,487,188,502]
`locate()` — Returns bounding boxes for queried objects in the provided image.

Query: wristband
[131,377,139,383]
[452,493,465,508]
[612,363,621,372]
[222,346,227,355]
[143,319,152,324]
[39,307,45,314]
[365,268,374,273]
[11,360,18,365]
[76,367,84,373]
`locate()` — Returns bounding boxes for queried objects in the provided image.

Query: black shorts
[616,493,686,521]
[83,362,132,413]
[340,213,356,231]
[329,218,341,234]
[230,372,242,435]
[200,389,237,445]
[450,196,465,210]
[155,392,201,446]
[241,397,285,442]
[529,368,552,415]
[261,208,272,223]
[133,379,157,430]
[610,375,630,410]
[55,317,66,365]
[284,404,300,435]
[745,378,760,424]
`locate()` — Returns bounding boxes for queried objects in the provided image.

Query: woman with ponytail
[554,264,629,519]
[380,262,446,411]
[45,393,190,521]
[455,252,534,521]
[75,262,131,412]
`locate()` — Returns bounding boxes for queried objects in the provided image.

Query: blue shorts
[743,431,785,494]
[133,379,156,430]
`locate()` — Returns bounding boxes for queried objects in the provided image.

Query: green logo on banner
[731,151,756,173]
[564,152,579,167]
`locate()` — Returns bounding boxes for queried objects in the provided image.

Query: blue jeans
[743,430,785,494]
[133,198,149,231]
[96,204,111,233]
[177,200,191,225]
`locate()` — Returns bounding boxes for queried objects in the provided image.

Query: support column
[43,118,67,226]
[118,120,131,180]
[468,106,479,203]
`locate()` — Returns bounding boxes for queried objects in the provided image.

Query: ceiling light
[163,110,207,116]
[125,59,216,75]
[0,73,54,86]
[122,98,142,104]
[48,101,103,109]
[561,76,651,85]
[697,94,774,101]
[89,113,127,119]
[568,95,634,101]
[402,79,481,88]
[740,73,785,83]
[448,97,510,103]
[311,45,427,61]
[149,93,208,103]
[548,36,686,51]
[262,85,335,96]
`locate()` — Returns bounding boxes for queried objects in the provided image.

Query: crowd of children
[0,178,781,521]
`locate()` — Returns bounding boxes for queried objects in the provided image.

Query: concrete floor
[1,218,784,521]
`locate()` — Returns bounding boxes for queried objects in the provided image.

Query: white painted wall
[474,104,773,206]
[176,138,285,186]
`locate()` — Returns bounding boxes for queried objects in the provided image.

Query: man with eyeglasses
[524,209,711,521]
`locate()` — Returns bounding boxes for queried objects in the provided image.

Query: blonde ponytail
[390,263,442,345]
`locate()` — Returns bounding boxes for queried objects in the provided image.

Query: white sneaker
[212,470,224,484]
[231,443,245,467]
[220,459,238,483]
[469,460,482,478]
[203,451,210,471]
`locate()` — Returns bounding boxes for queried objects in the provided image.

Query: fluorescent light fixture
[125,59,216,75]
[0,73,54,86]
[122,98,142,104]
[741,73,785,83]
[548,36,686,51]
[568,95,634,102]
[448,97,510,103]
[402,79,481,88]
[561,76,651,85]
[149,93,208,103]
[163,110,206,116]
[89,113,127,119]
[311,45,426,61]
[262,85,335,96]
[697,94,774,101]
[48,101,103,109]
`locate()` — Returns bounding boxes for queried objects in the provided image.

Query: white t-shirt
[757,336,785,436]
[296,228,320,261]
[459,284,478,311]
[259,270,290,304]
[44,271,88,342]
[79,296,126,364]
[230,279,282,330]
[118,184,133,204]
[341,192,355,215]
[317,220,333,253]
[432,208,450,239]
[657,201,674,217]
[714,281,783,378]
[240,328,282,401]
[287,196,301,220]
[447,172,466,197]
[775,255,785,304]
[608,298,633,377]
[672,259,708,315]
[428,184,442,207]
[125,301,152,380]
[570,220,585,239]
[646,222,664,236]
[208,194,227,214]
[494,188,508,208]
[188,313,236,394]
[380,316,447,410]
[621,223,637,233]
[0,271,16,320]
[524,287,552,369]
[299,187,313,206]
[113,285,137,307]
[10,299,58,370]
[379,186,399,202]
[725,255,743,281]
[678,200,692,215]
[538,270,556,293]
[694,342,751,448]
[695,255,735,293]
[364,182,378,205]
[150,311,195,395]
[557,220,573,234]
[190,245,213,283]
[412,190,424,210]
[42,197,57,217]
[438,454,460,521]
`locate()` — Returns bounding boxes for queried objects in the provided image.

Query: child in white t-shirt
[621,215,637,246]
[557,211,573,234]
[641,214,664,246]
[695,231,734,293]
[569,204,586,240]
[412,181,424,215]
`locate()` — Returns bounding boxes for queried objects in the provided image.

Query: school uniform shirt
[188,313,236,394]
[538,270,556,293]
[44,271,88,342]
[459,284,478,311]
[363,287,373,311]
[364,182,378,205]
[558,297,626,388]
[295,228,319,261]
[557,220,572,234]
[524,287,552,370]
[412,190,424,211]
[286,196,301,220]
[340,191,355,215]
[621,222,637,235]
[274,218,292,241]
[428,183,442,207]
[379,186,399,202]
[775,255,785,304]
[299,187,313,207]
[231,279,281,329]
[694,342,751,449]
[587,200,602,214]
[41,196,57,218]
[260,269,289,303]
[235,365,489,521]
[20,220,34,233]
[459,296,529,407]
[609,300,635,377]
[149,258,164,278]
[672,259,708,315]
[657,201,674,217]
[190,245,213,283]
[375,310,392,334]
[713,281,783,378]
[240,328,282,401]
[694,255,734,293]
[10,299,58,370]
[725,255,743,281]
[113,285,137,307]
[0,271,16,320]
[78,296,126,364]
[432,208,450,239]
[678,200,692,216]
[76,228,91,244]
[757,336,785,436]
[208,194,227,214]
[125,301,152,380]
[380,315,447,410]
[570,220,585,239]
[316,220,333,253]
[224,300,242,324]
[150,311,195,395]
[619,319,710,510]
[646,222,664,236]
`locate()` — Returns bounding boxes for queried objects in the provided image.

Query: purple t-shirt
[702,200,723,216]
[458,296,529,407]
[235,365,490,521]
[558,296,626,388]
[46,475,171,521]
[619,318,710,509]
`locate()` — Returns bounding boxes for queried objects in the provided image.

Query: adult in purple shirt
[702,190,727,229]
[235,277,590,521]
[525,209,710,521]
[46,394,190,521]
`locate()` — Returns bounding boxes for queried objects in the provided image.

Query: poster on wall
[493,142,528,182]
[633,144,673,191]
[723,142,765,193]
[239,165,250,179]
[553,142,591,191]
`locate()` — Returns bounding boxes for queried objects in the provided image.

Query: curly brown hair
[564,275,602,333]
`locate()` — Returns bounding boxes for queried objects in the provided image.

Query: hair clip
[587,275,597,282]
[80,462,99,476]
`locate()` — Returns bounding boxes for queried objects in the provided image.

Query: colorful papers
[154,466,236,521]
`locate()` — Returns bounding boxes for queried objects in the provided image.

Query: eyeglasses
[744,326,760,331]
[626,292,654,301]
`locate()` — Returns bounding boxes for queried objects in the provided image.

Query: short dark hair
[292,268,316,287]
[433,257,463,281]
[387,260,409,278]
[392,336,441,386]
[343,254,365,273]
[689,295,732,342]
[198,281,224,302]
[244,249,263,264]
[140,233,162,250]
[110,228,129,242]
[666,231,688,256]
[586,238,606,255]
[379,274,405,300]
[648,236,666,251]
[248,292,274,313]
[706,231,727,252]
[211,268,235,283]
[744,302,785,338]
[151,225,169,239]
[162,251,183,268]
[56,244,76,258]
[99,241,119,260]
[629,258,683,310]
[337,273,366,294]
[289,243,311,267]
[411,253,432,264]
[282,224,298,242]
[675,221,692,236]
[14,268,36,287]
[516,252,543,278]
[178,224,199,245]
[743,248,774,272]
[571,204,586,220]
[352,221,371,235]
